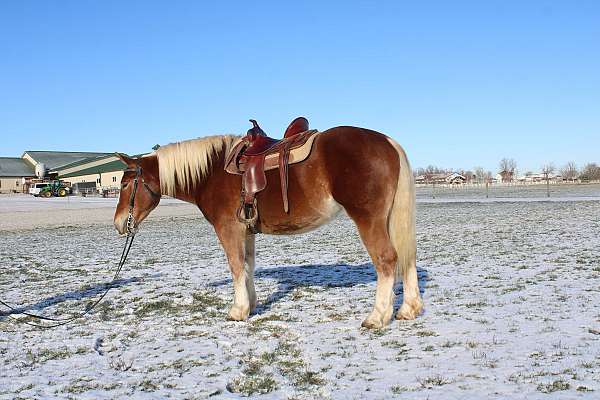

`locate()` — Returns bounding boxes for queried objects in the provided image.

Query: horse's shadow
[209,263,428,314]
[0,276,150,320]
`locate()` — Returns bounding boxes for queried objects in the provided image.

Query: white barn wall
[0,178,24,193]
[100,171,124,189]
[63,173,100,186]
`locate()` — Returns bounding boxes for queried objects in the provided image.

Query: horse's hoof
[361,318,384,330]
[227,305,249,321]
[395,300,423,320]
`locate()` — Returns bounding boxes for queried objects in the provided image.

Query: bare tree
[541,163,555,197]
[461,169,474,183]
[560,162,578,182]
[499,158,516,172]
[473,166,486,184]
[424,165,445,175]
[498,158,517,182]
[580,163,600,181]
[541,163,555,177]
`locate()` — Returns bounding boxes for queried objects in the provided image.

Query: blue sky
[1,1,598,172]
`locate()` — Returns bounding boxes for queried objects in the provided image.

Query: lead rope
[0,163,143,329]
[0,232,136,329]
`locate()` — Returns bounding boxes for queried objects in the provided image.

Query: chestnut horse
[113,126,422,328]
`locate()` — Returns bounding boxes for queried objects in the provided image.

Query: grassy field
[1,190,599,399]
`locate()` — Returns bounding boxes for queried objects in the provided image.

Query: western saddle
[224,117,319,233]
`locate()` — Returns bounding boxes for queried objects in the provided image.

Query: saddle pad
[225,130,320,175]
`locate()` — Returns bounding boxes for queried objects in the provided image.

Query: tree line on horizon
[414,158,600,183]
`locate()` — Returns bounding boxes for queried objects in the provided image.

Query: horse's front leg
[215,222,256,321]
[245,233,257,313]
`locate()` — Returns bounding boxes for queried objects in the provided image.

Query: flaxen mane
[156,135,238,196]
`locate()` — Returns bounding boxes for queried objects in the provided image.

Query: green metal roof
[50,154,114,172]
[22,151,113,170]
[0,157,35,177]
[59,159,127,178]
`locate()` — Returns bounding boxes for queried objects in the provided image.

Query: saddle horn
[247,119,266,139]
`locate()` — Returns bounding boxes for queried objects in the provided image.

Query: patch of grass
[138,379,160,392]
[14,383,34,393]
[416,330,438,337]
[109,357,133,371]
[274,340,302,358]
[144,257,159,265]
[226,374,278,396]
[61,379,99,394]
[25,347,73,365]
[172,329,207,338]
[537,380,570,393]
[95,300,117,321]
[391,385,409,394]
[248,318,288,335]
[501,284,525,295]
[134,299,181,317]
[441,340,461,348]
[418,375,451,388]
[464,301,487,308]
[260,350,277,364]
[382,339,407,349]
[277,358,305,376]
[189,289,227,312]
[327,312,346,321]
[292,369,326,388]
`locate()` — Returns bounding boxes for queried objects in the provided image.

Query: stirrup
[237,198,259,232]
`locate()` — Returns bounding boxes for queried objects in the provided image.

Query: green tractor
[38,181,71,198]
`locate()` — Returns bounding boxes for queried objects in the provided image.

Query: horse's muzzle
[114,213,128,235]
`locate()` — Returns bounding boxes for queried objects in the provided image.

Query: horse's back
[257,126,405,234]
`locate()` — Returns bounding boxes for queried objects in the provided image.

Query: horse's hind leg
[395,247,422,320]
[351,216,397,329]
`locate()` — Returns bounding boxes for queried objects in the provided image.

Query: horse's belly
[259,196,342,235]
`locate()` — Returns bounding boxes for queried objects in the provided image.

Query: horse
[113,124,423,329]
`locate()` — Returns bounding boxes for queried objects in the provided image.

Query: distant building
[415,172,467,184]
[53,154,129,190]
[496,170,514,183]
[0,157,35,193]
[446,173,467,184]
[21,151,112,178]
[0,150,131,194]
[516,172,563,183]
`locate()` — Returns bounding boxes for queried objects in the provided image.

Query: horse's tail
[386,137,416,280]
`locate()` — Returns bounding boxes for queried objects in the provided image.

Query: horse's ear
[115,152,134,166]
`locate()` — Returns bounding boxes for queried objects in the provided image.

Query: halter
[123,161,160,234]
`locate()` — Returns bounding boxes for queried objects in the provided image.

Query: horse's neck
[170,148,229,206]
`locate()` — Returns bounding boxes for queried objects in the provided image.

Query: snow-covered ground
[1,188,599,399]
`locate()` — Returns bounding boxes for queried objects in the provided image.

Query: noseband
[124,161,160,234]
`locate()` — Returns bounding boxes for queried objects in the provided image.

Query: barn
[0,150,132,194]
[53,154,129,191]
[0,157,35,193]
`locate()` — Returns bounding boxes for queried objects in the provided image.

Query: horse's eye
[121,182,129,189]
